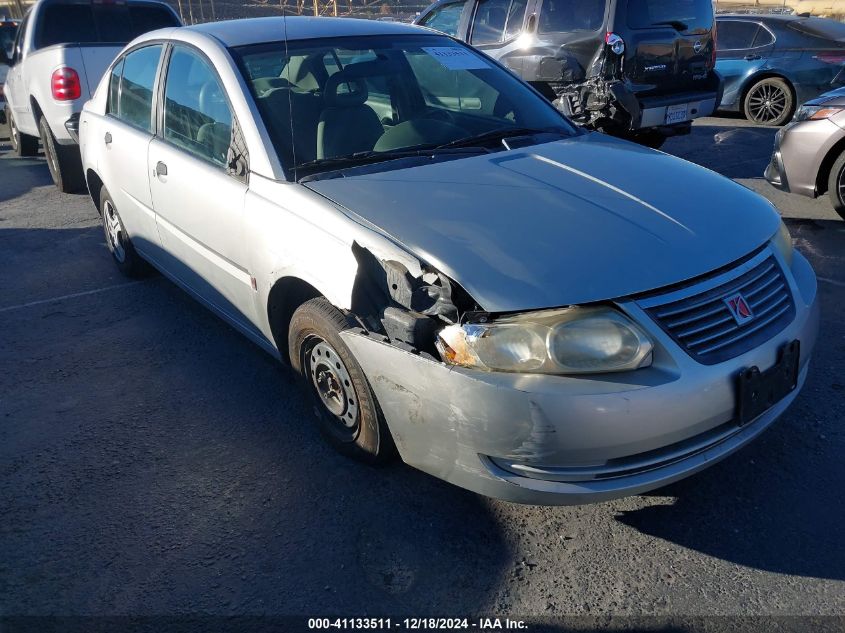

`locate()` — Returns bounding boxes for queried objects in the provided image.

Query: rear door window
[470,0,529,44]
[35,3,178,48]
[419,1,466,37]
[716,20,760,50]
[118,45,162,132]
[107,58,124,115]
[539,0,606,34]
[627,0,712,32]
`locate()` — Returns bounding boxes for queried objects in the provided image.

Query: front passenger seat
[317,73,384,160]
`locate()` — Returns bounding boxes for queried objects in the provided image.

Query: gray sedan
[79,17,819,505]
[766,86,845,220]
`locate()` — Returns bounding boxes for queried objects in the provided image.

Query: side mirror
[0,47,10,66]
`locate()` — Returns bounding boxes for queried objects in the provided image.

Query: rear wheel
[39,116,85,193]
[8,107,39,157]
[826,150,845,221]
[288,297,394,464]
[743,77,794,126]
[100,187,149,277]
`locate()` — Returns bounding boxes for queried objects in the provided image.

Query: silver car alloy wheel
[307,338,359,435]
[748,83,787,124]
[103,200,126,263]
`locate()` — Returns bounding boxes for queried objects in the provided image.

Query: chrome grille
[639,252,795,365]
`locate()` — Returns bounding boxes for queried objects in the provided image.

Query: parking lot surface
[1,117,844,621]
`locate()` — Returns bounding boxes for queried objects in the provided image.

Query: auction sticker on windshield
[423,47,490,70]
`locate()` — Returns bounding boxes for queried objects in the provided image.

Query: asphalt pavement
[0,117,843,627]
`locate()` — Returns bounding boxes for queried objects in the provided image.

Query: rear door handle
[104,132,112,145]
[744,54,762,61]
[155,161,168,177]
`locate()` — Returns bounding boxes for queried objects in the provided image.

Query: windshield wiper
[295,146,486,180]
[651,19,689,31]
[436,126,567,150]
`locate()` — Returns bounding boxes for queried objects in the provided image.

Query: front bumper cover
[341,250,819,505]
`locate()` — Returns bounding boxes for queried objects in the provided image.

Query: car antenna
[283,9,297,180]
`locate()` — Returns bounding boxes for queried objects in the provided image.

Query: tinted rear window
[539,0,606,33]
[627,0,713,31]
[36,3,178,48]
[788,17,845,42]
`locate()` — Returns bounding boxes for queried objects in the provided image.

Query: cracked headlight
[436,307,653,374]
[771,220,794,268]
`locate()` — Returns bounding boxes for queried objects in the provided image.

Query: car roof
[184,16,431,48]
[716,13,803,23]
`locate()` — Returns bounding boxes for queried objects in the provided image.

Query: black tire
[827,150,845,221]
[743,77,794,126]
[288,297,395,464]
[7,107,39,157]
[39,116,85,193]
[631,131,667,150]
[100,187,149,278]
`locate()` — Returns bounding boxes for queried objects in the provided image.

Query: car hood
[807,86,845,107]
[305,133,780,312]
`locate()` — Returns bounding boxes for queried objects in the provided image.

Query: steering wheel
[422,108,459,126]
[374,118,467,152]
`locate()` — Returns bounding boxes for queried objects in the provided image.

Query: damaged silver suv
[416,0,722,148]
[80,17,818,505]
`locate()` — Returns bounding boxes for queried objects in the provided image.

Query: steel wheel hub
[309,340,358,428]
[104,201,126,263]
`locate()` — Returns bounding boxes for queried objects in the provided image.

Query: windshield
[233,34,575,178]
[627,0,713,32]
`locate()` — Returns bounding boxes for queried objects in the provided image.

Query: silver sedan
[79,17,819,505]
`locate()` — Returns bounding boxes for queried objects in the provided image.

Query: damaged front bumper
[340,251,818,505]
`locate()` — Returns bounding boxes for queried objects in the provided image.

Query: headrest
[323,60,400,108]
[199,80,228,122]
[324,73,369,108]
[253,76,292,96]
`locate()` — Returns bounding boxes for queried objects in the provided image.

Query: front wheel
[288,297,394,464]
[39,116,85,193]
[827,150,845,221]
[743,77,794,126]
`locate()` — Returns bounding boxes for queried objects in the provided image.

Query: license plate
[665,103,689,125]
[737,340,800,426]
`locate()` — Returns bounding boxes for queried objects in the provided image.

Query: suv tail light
[51,67,82,101]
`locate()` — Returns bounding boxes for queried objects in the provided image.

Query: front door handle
[104,132,112,145]
[155,161,168,177]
